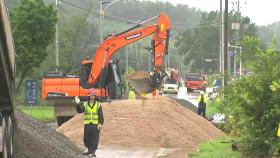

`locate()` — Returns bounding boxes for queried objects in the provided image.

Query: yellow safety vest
[83,101,101,125]
[128,91,136,100]
[197,94,209,103]
[277,124,280,137]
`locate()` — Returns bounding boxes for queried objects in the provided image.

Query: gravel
[13,111,85,158]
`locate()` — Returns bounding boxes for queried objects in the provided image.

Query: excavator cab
[80,60,123,99]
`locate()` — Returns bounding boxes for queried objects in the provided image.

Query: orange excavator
[42,13,170,100]
[42,13,170,125]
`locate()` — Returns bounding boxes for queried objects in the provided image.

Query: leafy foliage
[221,37,280,157]
[58,13,99,73]
[239,35,260,67]
[11,0,56,91]
[175,11,258,73]
[258,22,280,49]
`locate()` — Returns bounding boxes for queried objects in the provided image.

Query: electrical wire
[60,0,138,24]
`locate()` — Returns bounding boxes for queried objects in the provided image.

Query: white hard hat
[200,91,205,95]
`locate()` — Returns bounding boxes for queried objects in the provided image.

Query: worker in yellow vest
[197,91,209,103]
[128,88,136,100]
[197,91,208,118]
[75,89,104,157]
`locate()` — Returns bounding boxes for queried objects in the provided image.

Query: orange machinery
[42,13,170,125]
[42,13,171,101]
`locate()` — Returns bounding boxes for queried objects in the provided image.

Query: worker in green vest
[197,91,208,118]
[75,89,104,157]
[197,91,209,103]
[128,88,136,100]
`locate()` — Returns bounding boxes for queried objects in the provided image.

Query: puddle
[96,146,189,158]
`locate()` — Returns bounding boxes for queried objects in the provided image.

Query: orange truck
[42,13,171,125]
[185,73,206,93]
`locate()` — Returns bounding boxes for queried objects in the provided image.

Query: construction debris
[57,96,225,150]
[13,110,84,158]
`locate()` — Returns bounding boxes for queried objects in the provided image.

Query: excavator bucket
[125,71,153,94]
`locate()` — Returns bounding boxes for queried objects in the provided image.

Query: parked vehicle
[185,73,206,92]
[162,78,178,94]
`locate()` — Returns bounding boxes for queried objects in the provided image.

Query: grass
[206,100,220,117]
[190,137,241,158]
[21,106,55,122]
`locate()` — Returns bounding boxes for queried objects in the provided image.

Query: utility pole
[55,0,60,72]
[240,47,242,78]
[233,50,237,78]
[219,0,223,74]
[223,0,228,87]
[99,0,104,43]
[99,0,122,43]
[167,54,170,68]
[233,0,240,78]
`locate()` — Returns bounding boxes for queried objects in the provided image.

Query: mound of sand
[13,111,84,158]
[124,71,152,93]
[57,96,224,149]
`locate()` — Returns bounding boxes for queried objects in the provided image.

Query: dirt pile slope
[57,96,224,149]
[125,71,152,93]
[13,111,84,158]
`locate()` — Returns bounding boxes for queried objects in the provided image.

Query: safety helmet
[200,91,205,95]
[88,88,96,96]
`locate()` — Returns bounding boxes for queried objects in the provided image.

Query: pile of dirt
[125,71,152,93]
[57,96,224,150]
[125,71,150,79]
[13,110,84,158]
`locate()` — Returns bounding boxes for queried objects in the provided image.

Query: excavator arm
[87,13,170,89]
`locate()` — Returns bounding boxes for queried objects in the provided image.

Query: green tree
[239,35,260,67]
[11,0,56,92]
[58,13,99,74]
[258,22,280,49]
[221,37,280,157]
[175,11,258,73]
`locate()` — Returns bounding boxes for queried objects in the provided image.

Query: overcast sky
[156,0,280,26]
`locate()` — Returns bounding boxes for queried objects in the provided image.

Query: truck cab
[185,73,206,93]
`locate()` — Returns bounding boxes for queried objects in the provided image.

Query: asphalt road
[163,87,199,108]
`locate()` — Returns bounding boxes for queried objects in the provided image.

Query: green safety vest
[83,101,101,125]
[197,94,209,103]
[128,91,136,100]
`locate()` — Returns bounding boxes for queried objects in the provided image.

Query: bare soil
[57,96,225,152]
[125,71,150,79]
[125,71,152,93]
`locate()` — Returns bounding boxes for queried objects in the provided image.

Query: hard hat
[200,91,205,95]
[88,88,96,96]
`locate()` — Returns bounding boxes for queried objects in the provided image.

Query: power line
[172,22,222,30]
[60,0,137,24]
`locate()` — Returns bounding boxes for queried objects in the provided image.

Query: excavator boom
[42,13,170,100]
[87,13,171,93]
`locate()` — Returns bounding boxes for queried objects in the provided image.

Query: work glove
[74,96,80,104]
[97,124,102,130]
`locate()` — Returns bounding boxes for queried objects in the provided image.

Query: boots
[83,148,90,155]
[91,150,96,157]
[88,150,96,157]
